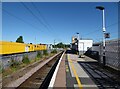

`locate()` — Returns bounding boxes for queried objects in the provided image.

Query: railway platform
[49,50,98,89]
[50,50,120,89]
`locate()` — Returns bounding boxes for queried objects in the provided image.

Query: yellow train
[0,41,47,55]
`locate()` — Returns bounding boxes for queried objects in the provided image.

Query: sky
[2,2,119,44]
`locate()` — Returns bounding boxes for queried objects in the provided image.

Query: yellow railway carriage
[0,41,26,55]
[0,41,47,55]
[44,45,47,50]
[39,44,47,50]
[43,44,47,50]
[34,45,39,51]
[34,44,47,51]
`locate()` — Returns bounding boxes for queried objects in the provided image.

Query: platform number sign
[104,33,110,38]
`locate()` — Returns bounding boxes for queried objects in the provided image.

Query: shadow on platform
[66,50,77,55]
[78,61,120,89]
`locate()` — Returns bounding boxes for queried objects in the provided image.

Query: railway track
[79,62,120,89]
[16,51,64,89]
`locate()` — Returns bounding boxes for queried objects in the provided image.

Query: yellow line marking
[68,55,83,89]
[66,69,69,72]
[66,65,69,72]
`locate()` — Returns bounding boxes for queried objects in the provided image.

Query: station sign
[104,33,110,38]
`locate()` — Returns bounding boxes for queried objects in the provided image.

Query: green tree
[65,44,70,48]
[57,42,64,48]
[16,36,24,43]
[53,42,70,49]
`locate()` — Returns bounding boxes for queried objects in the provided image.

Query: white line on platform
[48,51,65,88]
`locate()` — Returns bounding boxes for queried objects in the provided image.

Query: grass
[22,55,30,64]
[51,49,57,54]
[2,51,57,78]
[43,50,48,56]
[37,51,42,58]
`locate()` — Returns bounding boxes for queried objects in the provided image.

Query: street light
[54,39,56,49]
[76,32,80,56]
[96,6,106,66]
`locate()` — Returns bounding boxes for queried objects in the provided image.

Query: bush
[51,49,57,54]
[43,50,48,56]
[22,55,30,64]
[10,59,20,68]
[37,51,42,58]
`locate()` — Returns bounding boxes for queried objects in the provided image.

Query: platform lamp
[96,6,106,66]
[76,32,80,56]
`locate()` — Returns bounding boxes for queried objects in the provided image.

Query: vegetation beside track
[2,50,58,78]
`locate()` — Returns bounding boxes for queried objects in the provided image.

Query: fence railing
[92,39,120,70]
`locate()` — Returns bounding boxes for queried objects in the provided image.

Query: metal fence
[92,39,120,70]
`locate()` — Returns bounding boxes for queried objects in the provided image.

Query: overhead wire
[80,21,119,42]
[30,2,61,42]
[20,2,50,31]
[3,8,43,32]
[31,2,53,31]
[30,2,61,39]
[83,21,119,37]
[20,1,62,43]
[106,22,118,28]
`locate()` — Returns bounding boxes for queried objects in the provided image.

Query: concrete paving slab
[77,55,98,62]
[74,84,98,89]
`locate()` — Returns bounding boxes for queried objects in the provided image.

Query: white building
[78,40,93,52]
[71,39,93,54]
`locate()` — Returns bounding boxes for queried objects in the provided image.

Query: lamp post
[76,32,80,56]
[54,39,56,49]
[96,6,106,66]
